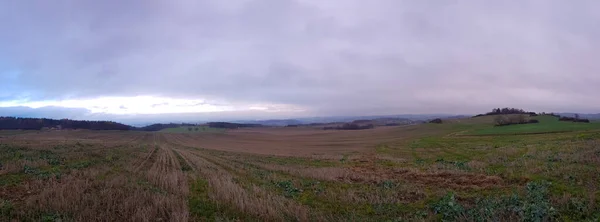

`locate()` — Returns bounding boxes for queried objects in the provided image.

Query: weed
[523,181,556,221]
[340,154,348,163]
[431,192,465,221]
[565,197,589,219]
[40,212,66,222]
[39,150,62,166]
[547,154,561,162]
[275,180,303,198]
[430,181,558,221]
[0,199,13,218]
[68,160,93,169]
[415,158,425,165]
[379,180,395,190]
[435,158,470,170]
[23,165,61,180]
[301,180,324,195]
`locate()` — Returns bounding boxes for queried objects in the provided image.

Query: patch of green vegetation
[38,212,69,222]
[172,150,192,172]
[39,150,63,166]
[0,199,13,218]
[0,173,29,186]
[160,126,224,133]
[430,181,560,222]
[188,178,250,221]
[469,116,600,135]
[275,180,303,198]
[0,144,29,161]
[434,158,470,171]
[23,165,62,180]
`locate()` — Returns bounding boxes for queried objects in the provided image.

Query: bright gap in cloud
[0,96,306,115]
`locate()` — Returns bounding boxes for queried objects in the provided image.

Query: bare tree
[494,116,508,126]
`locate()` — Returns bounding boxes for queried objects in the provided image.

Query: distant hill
[557,113,600,120]
[232,119,301,127]
[207,122,263,129]
[234,114,457,126]
[0,116,132,130]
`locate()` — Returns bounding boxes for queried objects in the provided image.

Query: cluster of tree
[429,118,443,124]
[538,112,560,117]
[207,122,263,129]
[187,127,201,131]
[494,115,539,126]
[323,123,374,130]
[138,123,196,131]
[475,108,536,117]
[0,117,132,130]
[559,114,590,123]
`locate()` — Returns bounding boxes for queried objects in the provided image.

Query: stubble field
[1,117,599,221]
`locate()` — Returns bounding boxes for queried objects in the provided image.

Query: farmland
[0,117,600,221]
[468,115,600,135]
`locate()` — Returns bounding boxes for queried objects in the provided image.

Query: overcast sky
[1,0,599,123]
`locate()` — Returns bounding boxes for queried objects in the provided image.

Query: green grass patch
[468,116,600,135]
[430,181,561,221]
[188,178,250,221]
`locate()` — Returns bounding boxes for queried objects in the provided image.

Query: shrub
[559,117,590,123]
[429,118,443,124]
[494,116,510,126]
[495,115,538,126]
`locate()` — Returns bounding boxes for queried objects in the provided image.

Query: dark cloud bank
[1,0,599,122]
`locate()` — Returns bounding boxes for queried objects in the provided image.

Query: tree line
[0,117,132,130]
[323,123,374,130]
[0,117,273,131]
[475,108,537,117]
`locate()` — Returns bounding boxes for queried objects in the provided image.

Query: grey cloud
[1,0,600,118]
[0,106,91,120]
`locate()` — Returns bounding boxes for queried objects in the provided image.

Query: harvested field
[1,118,600,221]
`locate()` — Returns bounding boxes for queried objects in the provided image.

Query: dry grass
[177,149,312,221]
[0,123,599,221]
